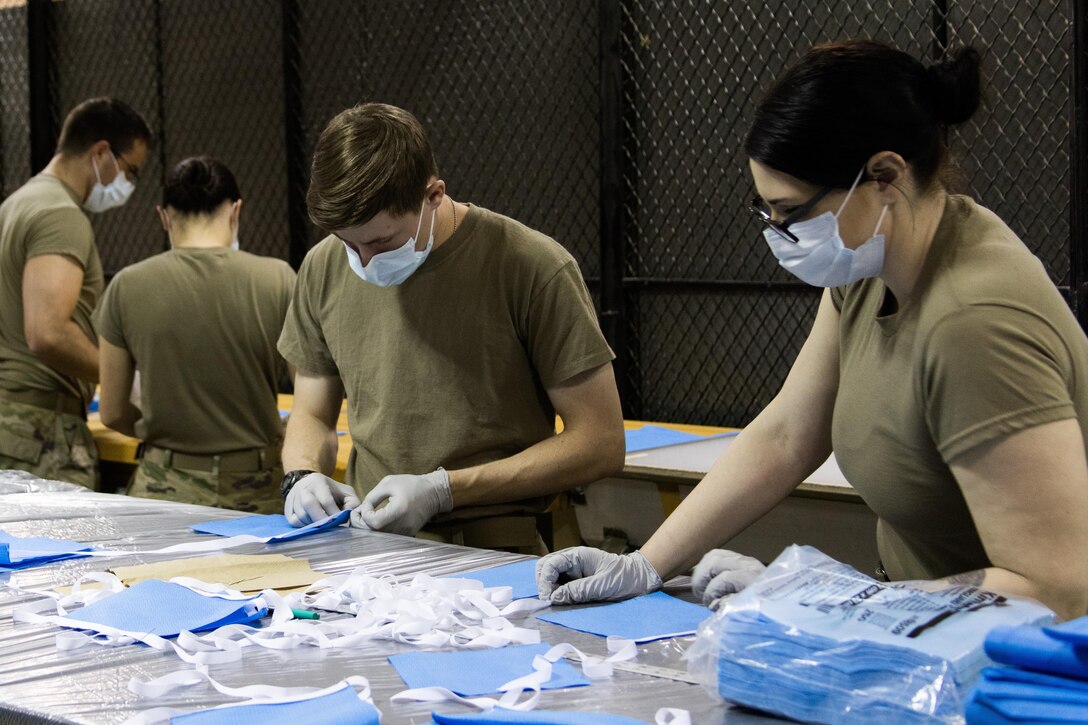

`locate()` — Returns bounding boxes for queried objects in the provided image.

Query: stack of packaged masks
[686,546,1053,724]
[965,615,1088,724]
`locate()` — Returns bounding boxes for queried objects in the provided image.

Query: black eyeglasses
[111,147,140,182]
[749,186,833,243]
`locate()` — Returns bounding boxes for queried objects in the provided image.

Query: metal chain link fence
[0,0,1080,427]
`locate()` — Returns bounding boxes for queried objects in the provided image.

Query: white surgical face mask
[343,201,435,287]
[763,167,888,288]
[83,151,136,213]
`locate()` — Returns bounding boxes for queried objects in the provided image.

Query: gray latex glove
[285,473,361,527]
[691,549,766,609]
[354,468,452,536]
[536,547,663,605]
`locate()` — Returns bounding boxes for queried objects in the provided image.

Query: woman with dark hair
[538,41,1088,620]
[94,156,296,513]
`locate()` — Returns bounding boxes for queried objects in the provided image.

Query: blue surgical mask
[763,167,888,288]
[83,151,136,213]
[344,201,435,287]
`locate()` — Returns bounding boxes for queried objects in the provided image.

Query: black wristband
[280,469,317,499]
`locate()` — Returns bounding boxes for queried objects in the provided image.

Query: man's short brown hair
[56,97,152,156]
[306,103,438,231]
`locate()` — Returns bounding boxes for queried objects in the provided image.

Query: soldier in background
[95,156,295,512]
[0,97,151,488]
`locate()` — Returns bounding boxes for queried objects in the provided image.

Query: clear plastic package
[685,545,1054,724]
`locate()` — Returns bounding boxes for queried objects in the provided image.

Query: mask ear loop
[834,166,869,218]
[871,204,889,237]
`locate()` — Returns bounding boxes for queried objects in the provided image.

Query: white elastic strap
[834,166,868,217]
[871,203,889,236]
[656,708,692,725]
[124,671,373,725]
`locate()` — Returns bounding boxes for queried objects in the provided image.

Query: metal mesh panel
[0,0,1079,427]
[51,0,163,274]
[0,4,29,198]
[296,1,601,274]
[619,0,1074,423]
[947,1,1071,285]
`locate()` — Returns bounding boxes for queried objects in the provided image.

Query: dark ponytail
[163,156,241,216]
[744,40,982,192]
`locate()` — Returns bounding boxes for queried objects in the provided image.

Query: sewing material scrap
[537,592,712,643]
[189,511,349,541]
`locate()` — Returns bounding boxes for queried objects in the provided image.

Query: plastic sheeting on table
[0,479,737,724]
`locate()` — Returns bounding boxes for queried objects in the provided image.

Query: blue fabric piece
[965,690,1088,724]
[189,510,349,541]
[431,709,647,724]
[536,592,712,643]
[1043,615,1088,647]
[0,530,91,569]
[451,560,538,600]
[982,666,1088,692]
[986,625,1088,680]
[624,425,703,452]
[388,643,589,697]
[171,684,379,724]
[63,580,265,637]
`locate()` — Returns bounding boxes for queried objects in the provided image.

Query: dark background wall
[0,0,1083,427]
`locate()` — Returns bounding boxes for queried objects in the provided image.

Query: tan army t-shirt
[95,247,296,454]
[278,204,615,512]
[832,195,1088,581]
[0,174,102,405]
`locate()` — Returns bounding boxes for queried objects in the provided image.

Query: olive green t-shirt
[831,195,1088,581]
[278,204,615,514]
[0,174,101,405]
[95,247,296,454]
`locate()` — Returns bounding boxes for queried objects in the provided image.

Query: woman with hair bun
[94,156,296,513]
[538,41,1088,620]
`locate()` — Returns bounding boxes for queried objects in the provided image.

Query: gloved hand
[284,473,361,527]
[353,468,452,536]
[691,549,766,609]
[536,547,663,605]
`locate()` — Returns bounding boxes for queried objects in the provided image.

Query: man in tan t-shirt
[0,98,151,488]
[278,103,625,552]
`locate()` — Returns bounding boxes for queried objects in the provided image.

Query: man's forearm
[282,410,339,475]
[34,322,98,382]
[102,400,141,437]
[446,426,625,508]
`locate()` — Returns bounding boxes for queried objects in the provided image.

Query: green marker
[290,608,320,620]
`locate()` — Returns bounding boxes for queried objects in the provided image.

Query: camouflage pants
[0,398,98,489]
[127,458,283,514]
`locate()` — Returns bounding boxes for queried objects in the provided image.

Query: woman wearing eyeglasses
[537,40,1088,620]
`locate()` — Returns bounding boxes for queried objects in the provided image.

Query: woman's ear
[866,151,909,202]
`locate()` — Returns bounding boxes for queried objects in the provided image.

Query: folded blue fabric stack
[692,546,1054,725]
[965,615,1088,723]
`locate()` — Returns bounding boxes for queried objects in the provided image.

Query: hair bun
[926,47,981,126]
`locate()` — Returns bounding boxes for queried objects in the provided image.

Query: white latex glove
[354,468,452,536]
[284,473,361,527]
[536,547,663,605]
[691,549,766,609]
